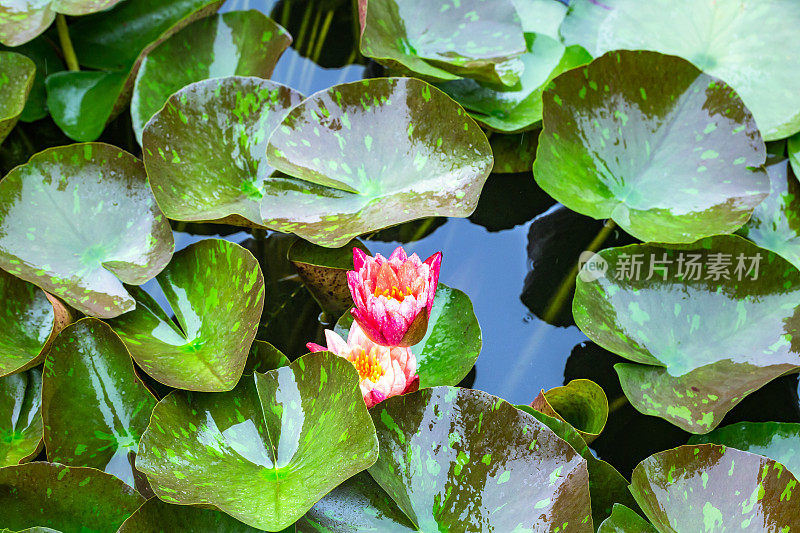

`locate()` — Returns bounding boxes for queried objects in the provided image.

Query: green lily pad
[0,143,175,318]
[288,238,369,318]
[244,340,291,375]
[335,283,481,388]
[534,50,768,243]
[789,132,800,178]
[561,0,800,140]
[0,143,174,318]
[5,37,64,123]
[598,504,657,533]
[0,0,123,46]
[46,0,225,141]
[266,77,494,246]
[0,269,72,378]
[119,497,285,532]
[136,352,379,531]
[517,405,639,527]
[358,0,526,85]
[108,239,264,392]
[0,52,35,145]
[740,157,800,270]
[131,10,292,144]
[42,318,157,491]
[439,35,591,133]
[489,130,539,173]
[0,369,42,467]
[573,235,800,433]
[512,0,566,38]
[367,387,593,531]
[0,462,144,531]
[530,378,609,444]
[689,421,800,479]
[631,444,800,531]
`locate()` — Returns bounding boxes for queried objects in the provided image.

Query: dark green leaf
[5,37,64,122]
[597,504,657,533]
[131,10,292,143]
[119,497,277,532]
[0,369,42,467]
[631,445,800,531]
[534,50,768,243]
[42,318,157,491]
[109,239,264,392]
[45,70,127,141]
[0,143,175,318]
[0,1,124,46]
[573,235,800,433]
[530,378,608,443]
[136,352,379,531]
[244,340,291,376]
[488,130,539,174]
[0,462,144,531]
[0,51,35,144]
[335,283,481,388]
[561,0,800,140]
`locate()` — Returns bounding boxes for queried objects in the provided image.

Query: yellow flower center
[374,285,413,302]
[350,347,386,382]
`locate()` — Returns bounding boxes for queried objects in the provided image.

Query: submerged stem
[542,219,617,324]
[56,14,80,71]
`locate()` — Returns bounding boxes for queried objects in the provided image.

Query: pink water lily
[347,246,442,347]
[307,322,419,408]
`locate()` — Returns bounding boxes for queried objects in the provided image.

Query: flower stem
[56,14,80,71]
[542,219,617,324]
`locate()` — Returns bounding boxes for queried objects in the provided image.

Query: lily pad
[0,0,123,46]
[42,318,157,491]
[131,10,292,143]
[335,283,481,387]
[367,387,593,531]
[631,444,800,531]
[740,157,800,270]
[46,0,225,141]
[108,239,264,392]
[0,52,35,145]
[288,238,370,318]
[598,504,657,533]
[0,143,174,318]
[136,352,379,531]
[266,77,494,246]
[534,50,768,243]
[530,378,608,444]
[119,497,285,532]
[561,0,800,140]
[573,235,800,433]
[0,369,42,467]
[789,132,800,178]
[244,340,291,375]
[0,269,72,378]
[358,0,526,85]
[0,462,144,531]
[439,35,591,133]
[689,421,800,479]
[6,37,64,123]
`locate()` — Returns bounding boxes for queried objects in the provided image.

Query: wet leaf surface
[109,239,264,392]
[4,37,63,123]
[534,50,768,243]
[597,504,657,533]
[0,369,42,467]
[0,52,35,144]
[136,352,378,531]
[0,0,124,46]
[530,378,608,443]
[0,143,174,318]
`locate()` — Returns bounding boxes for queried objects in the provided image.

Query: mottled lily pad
[7,37,64,123]
[530,378,608,443]
[534,50,768,243]
[690,421,800,478]
[358,0,526,85]
[136,352,378,531]
[0,269,72,378]
[108,239,264,392]
[0,143,174,318]
[0,52,34,144]
[335,283,481,387]
[0,369,42,467]
[46,0,225,141]
[42,318,157,491]
[631,445,800,531]
[561,0,800,140]
[598,504,657,533]
[131,10,292,143]
[367,387,592,531]
[244,340,291,375]
[439,35,591,133]
[0,462,144,531]
[0,0,123,46]
[266,77,493,246]
[740,157,800,269]
[573,235,800,433]
[119,497,283,532]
